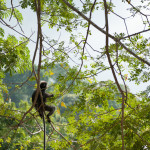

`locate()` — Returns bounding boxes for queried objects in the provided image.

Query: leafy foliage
[0,0,150,149]
[0,35,31,74]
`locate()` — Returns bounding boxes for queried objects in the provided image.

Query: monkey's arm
[45,93,54,98]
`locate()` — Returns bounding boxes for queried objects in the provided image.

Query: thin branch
[22,124,42,135]
[121,29,150,39]
[103,0,125,149]
[62,0,150,66]
[60,0,97,97]
[10,0,24,33]
[126,0,150,25]
[0,18,36,44]
[49,122,77,149]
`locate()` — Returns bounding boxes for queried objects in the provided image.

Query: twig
[121,29,150,40]
[50,122,74,148]
[10,0,24,33]
[62,0,150,66]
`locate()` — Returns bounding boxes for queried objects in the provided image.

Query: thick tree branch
[103,0,125,149]
[62,0,150,66]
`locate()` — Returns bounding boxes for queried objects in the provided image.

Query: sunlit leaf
[124,74,128,81]
[6,137,11,143]
[50,71,54,75]
[87,78,92,83]
[61,101,67,108]
[57,108,60,115]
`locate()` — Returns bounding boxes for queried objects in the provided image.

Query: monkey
[32,81,55,123]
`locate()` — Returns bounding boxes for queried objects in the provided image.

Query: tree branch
[61,0,150,66]
[103,0,125,149]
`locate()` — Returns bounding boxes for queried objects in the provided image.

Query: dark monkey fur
[32,81,55,122]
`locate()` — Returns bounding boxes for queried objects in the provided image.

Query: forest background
[0,0,150,150]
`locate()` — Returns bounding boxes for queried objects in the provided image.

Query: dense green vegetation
[0,0,150,150]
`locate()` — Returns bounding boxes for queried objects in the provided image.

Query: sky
[3,0,150,94]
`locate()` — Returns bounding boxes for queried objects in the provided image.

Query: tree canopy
[0,0,150,149]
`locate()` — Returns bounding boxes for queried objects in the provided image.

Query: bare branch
[103,0,125,149]
[62,0,150,66]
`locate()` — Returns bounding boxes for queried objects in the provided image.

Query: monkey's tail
[43,114,46,150]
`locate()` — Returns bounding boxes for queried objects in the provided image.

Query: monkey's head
[40,81,47,90]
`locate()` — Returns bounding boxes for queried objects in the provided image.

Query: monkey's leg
[36,105,44,118]
[39,111,44,118]
[45,105,55,123]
